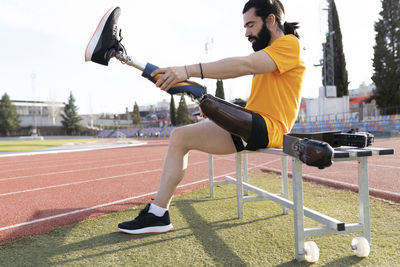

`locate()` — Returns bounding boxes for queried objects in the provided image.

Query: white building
[12,100,65,127]
[300,86,350,122]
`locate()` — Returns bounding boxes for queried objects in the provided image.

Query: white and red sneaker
[85,6,125,66]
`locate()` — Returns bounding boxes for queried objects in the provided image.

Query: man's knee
[169,127,190,149]
[169,127,183,143]
[199,94,252,141]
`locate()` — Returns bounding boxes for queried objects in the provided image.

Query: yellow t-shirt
[245,34,305,148]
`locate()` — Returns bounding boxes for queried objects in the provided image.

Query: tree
[176,95,191,125]
[132,102,141,125]
[323,0,349,97]
[61,92,82,135]
[0,93,20,136]
[215,80,225,99]
[372,0,400,114]
[169,95,177,126]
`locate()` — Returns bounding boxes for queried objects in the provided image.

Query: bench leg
[243,153,249,196]
[358,157,371,244]
[292,158,306,261]
[209,154,214,198]
[236,153,244,218]
[281,155,289,215]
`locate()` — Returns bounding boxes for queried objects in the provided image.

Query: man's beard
[249,22,271,52]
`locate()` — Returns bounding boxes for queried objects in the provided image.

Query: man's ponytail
[284,22,300,39]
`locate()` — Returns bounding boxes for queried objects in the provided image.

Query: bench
[207,146,394,262]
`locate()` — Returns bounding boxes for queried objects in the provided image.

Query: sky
[0,0,382,115]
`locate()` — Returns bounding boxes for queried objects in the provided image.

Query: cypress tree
[176,95,191,125]
[215,80,225,99]
[0,93,20,136]
[169,95,177,126]
[323,0,349,97]
[61,92,82,135]
[371,0,400,114]
[132,102,141,125]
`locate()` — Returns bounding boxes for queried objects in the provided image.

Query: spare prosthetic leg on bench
[85,6,205,100]
[288,130,374,148]
[283,134,334,169]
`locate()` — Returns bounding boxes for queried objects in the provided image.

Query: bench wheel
[304,241,319,262]
[351,237,370,257]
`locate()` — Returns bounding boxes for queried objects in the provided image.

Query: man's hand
[199,106,207,118]
[151,66,188,91]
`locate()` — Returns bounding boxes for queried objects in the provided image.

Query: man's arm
[151,51,277,91]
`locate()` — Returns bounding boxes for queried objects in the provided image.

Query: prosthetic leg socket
[284,135,334,169]
[199,94,252,141]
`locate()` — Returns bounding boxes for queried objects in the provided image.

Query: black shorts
[230,112,269,152]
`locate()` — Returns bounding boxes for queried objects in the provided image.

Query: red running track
[0,138,398,243]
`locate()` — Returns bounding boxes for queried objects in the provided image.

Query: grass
[0,139,96,152]
[0,172,399,266]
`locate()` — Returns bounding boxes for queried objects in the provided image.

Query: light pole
[31,72,38,136]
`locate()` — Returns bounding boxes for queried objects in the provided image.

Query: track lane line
[0,152,166,174]
[0,158,164,182]
[0,142,146,158]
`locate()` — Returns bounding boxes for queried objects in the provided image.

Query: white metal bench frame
[208,147,393,261]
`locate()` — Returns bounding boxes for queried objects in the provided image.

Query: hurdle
[208,146,394,262]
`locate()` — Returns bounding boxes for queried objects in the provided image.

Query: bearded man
[118,0,306,234]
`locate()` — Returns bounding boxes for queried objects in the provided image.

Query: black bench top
[244,147,394,160]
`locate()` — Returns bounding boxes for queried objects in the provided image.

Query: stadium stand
[97,127,174,138]
[95,114,400,139]
[292,114,400,137]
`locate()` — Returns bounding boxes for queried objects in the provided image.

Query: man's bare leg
[117,119,237,234]
[153,119,237,208]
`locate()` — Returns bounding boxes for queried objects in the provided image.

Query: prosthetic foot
[85,7,124,66]
[85,6,205,100]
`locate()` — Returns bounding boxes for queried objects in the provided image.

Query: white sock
[148,203,167,217]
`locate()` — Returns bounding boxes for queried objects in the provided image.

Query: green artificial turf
[0,139,96,152]
[0,172,399,266]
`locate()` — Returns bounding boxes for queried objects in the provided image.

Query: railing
[298,105,400,123]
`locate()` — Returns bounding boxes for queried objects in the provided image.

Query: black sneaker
[118,204,174,234]
[85,6,125,65]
